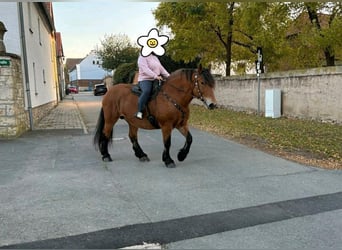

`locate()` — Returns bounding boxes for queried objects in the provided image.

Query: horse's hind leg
[99,132,112,162]
[177,125,193,162]
[128,125,150,162]
[94,108,114,162]
[101,111,119,162]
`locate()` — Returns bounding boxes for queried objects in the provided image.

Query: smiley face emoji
[147,38,158,48]
[137,28,169,57]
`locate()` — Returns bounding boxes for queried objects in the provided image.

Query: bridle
[193,72,212,109]
[164,71,211,105]
[160,70,213,123]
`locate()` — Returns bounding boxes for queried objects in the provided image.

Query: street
[0,92,341,249]
[71,91,103,133]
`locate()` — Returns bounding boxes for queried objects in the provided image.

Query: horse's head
[192,65,217,109]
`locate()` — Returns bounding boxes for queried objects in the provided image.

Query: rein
[161,90,186,122]
[160,70,210,123]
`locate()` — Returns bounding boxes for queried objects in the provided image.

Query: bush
[113,62,137,84]
[113,54,200,85]
[159,54,200,72]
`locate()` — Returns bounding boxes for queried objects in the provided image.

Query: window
[28,3,33,33]
[43,69,46,84]
[38,17,42,45]
[33,62,38,95]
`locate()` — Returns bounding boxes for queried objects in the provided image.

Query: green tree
[97,34,139,70]
[234,3,291,72]
[281,2,342,69]
[287,2,342,67]
[154,2,290,76]
[159,52,200,72]
[155,2,342,73]
[154,2,233,75]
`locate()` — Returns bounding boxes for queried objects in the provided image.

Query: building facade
[0,2,62,137]
[68,50,112,91]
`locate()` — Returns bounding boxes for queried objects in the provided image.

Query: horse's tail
[93,108,113,150]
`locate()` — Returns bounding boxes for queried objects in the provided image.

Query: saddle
[131,79,163,100]
[131,80,164,129]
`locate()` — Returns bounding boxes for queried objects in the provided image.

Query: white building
[0,2,60,130]
[68,50,112,91]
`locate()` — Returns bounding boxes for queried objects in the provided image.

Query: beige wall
[213,66,342,123]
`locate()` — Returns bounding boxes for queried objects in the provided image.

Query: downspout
[18,2,33,130]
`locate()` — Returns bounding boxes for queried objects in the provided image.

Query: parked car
[66,85,78,94]
[93,83,107,96]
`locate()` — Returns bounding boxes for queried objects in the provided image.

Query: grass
[189,105,342,169]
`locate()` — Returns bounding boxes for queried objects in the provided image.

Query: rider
[135,52,170,119]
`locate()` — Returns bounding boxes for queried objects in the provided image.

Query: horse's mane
[170,68,215,88]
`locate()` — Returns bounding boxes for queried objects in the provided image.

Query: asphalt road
[0,92,341,249]
[72,92,103,133]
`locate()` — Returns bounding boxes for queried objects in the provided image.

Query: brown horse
[93,65,217,168]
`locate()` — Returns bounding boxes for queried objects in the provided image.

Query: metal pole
[19,2,34,130]
[256,47,263,116]
[257,72,260,115]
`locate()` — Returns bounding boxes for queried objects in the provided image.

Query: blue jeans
[137,80,153,112]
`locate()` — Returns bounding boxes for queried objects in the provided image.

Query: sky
[53,1,160,59]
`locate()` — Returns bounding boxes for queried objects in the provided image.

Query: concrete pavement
[0,93,341,249]
[35,95,87,133]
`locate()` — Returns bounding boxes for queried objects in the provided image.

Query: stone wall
[213,66,342,123]
[0,54,29,138]
[0,54,57,138]
[31,101,56,128]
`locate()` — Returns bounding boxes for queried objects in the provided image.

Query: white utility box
[265,89,281,118]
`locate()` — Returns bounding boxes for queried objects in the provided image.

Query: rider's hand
[156,76,163,81]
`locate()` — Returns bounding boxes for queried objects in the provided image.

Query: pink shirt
[137,54,170,81]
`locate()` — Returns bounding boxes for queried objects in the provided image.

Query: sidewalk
[35,95,88,134]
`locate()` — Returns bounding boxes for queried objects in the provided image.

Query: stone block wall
[31,101,56,127]
[0,55,29,138]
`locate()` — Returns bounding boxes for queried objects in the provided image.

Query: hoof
[165,161,176,168]
[139,156,150,162]
[177,150,188,162]
[102,155,113,162]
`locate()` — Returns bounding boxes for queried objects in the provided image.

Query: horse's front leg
[177,125,193,162]
[129,124,149,162]
[161,126,176,168]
